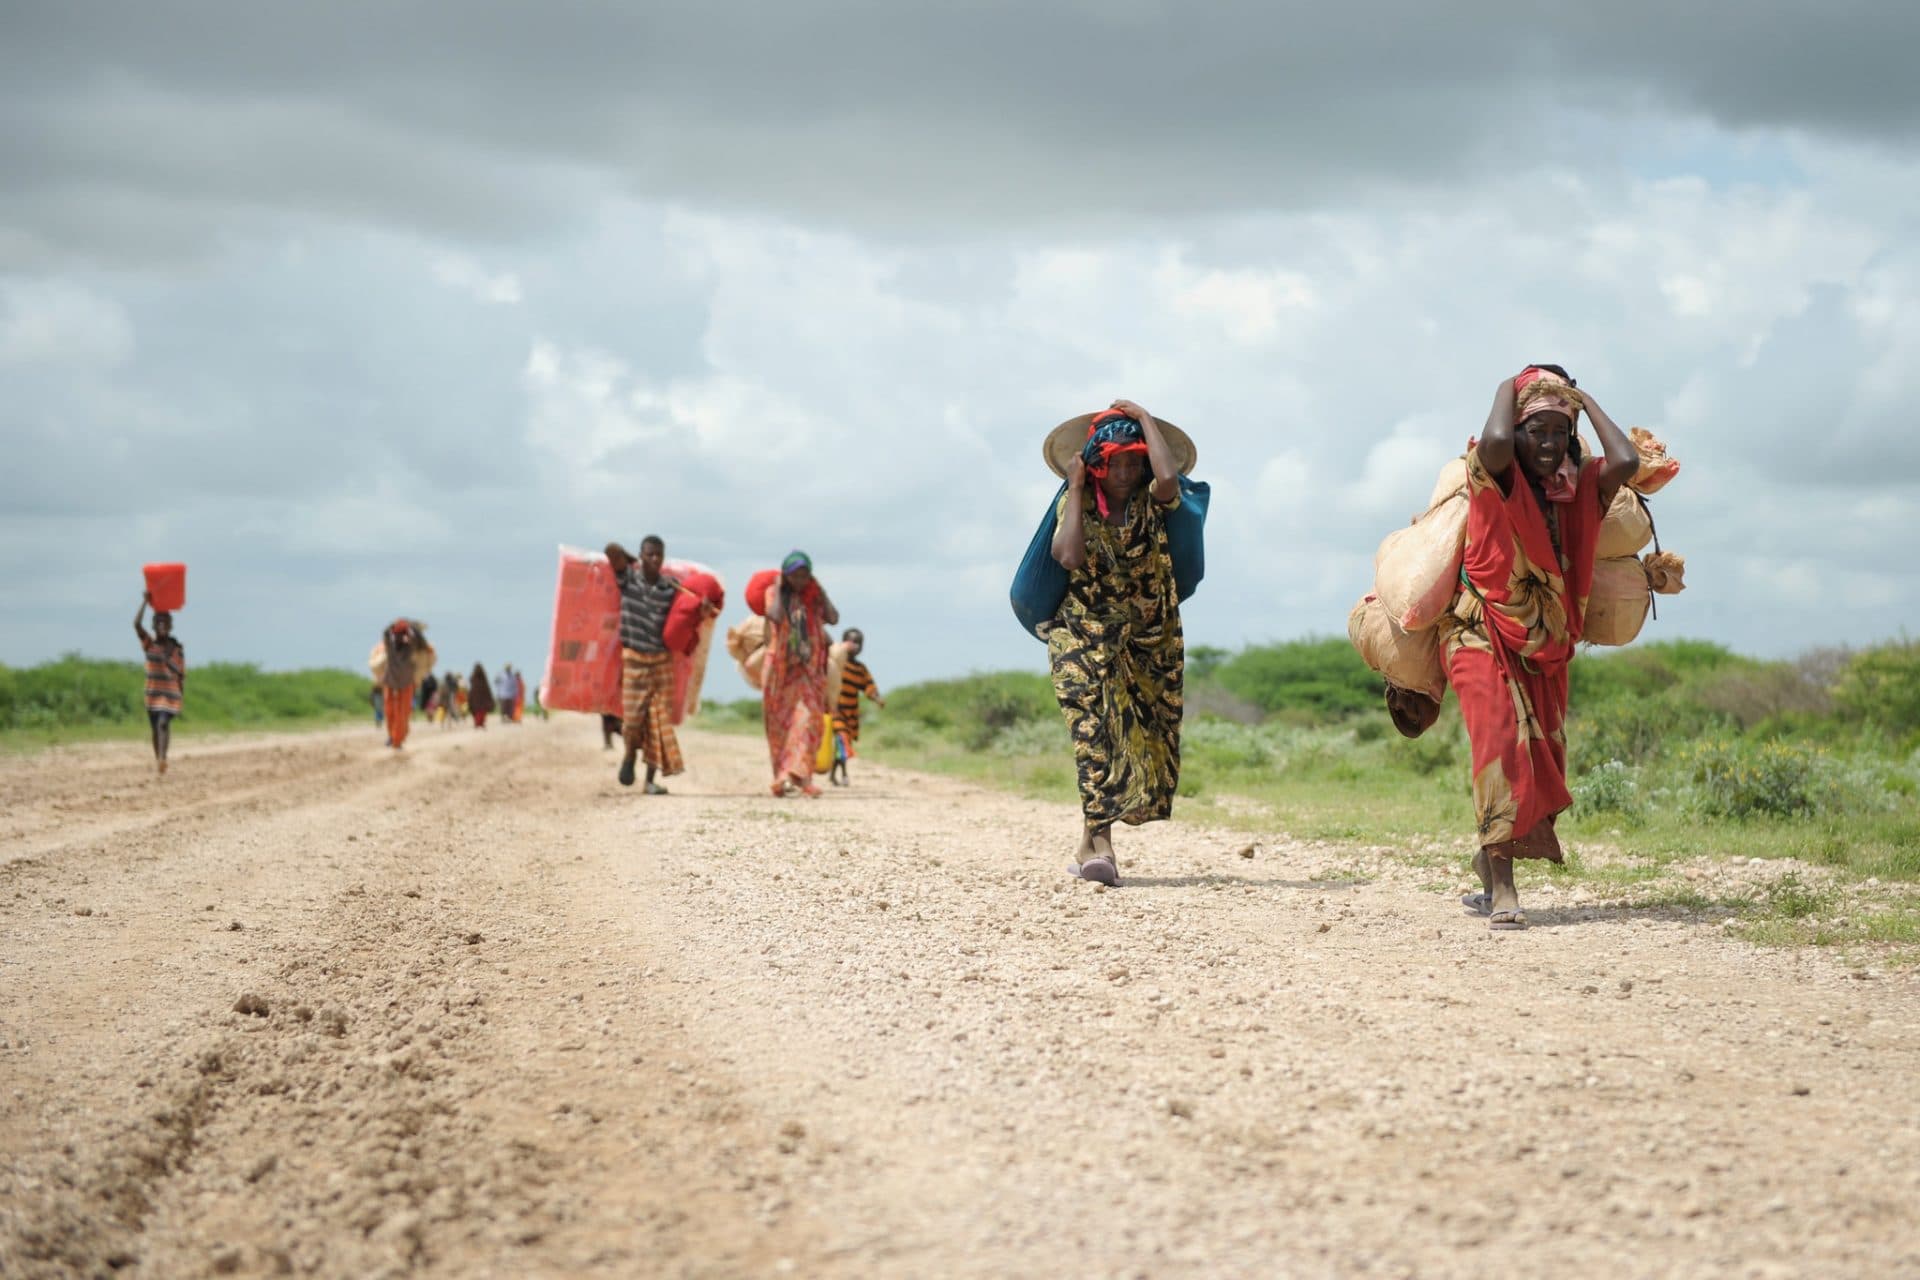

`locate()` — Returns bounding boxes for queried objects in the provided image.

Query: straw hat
[1044,412,1198,479]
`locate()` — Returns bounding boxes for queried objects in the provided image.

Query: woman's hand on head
[1109,398,1153,425]
[1064,454,1087,490]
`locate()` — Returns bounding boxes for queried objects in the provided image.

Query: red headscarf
[1081,410,1150,517]
[1512,368,1583,504]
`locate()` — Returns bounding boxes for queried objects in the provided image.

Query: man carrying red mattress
[606,536,719,793]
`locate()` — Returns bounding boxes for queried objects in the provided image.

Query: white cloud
[431,253,523,304]
[7,119,1920,680]
[0,281,134,365]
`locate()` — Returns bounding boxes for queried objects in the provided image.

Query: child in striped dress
[829,628,884,787]
[134,592,185,774]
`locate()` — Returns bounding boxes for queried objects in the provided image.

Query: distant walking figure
[829,628,884,787]
[469,663,496,728]
[763,552,838,798]
[380,620,426,748]
[134,593,185,775]
[607,536,716,793]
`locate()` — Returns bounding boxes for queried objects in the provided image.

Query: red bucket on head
[143,563,186,612]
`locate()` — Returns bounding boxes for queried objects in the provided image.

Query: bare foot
[1487,853,1525,930]
[1462,847,1494,913]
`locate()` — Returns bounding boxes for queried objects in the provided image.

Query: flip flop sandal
[1489,909,1529,931]
[644,782,669,796]
[1461,892,1493,915]
[1074,855,1119,887]
[799,784,823,799]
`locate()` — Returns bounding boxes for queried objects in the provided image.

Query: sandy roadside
[2,717,1916,1278]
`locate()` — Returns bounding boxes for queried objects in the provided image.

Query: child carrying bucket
[134,589,185,775]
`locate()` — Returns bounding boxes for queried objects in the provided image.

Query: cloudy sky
[4,2,1918,698]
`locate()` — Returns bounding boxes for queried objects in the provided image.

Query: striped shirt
[618,569,680,654]
[143,639,185,713]
[836,658,879,735]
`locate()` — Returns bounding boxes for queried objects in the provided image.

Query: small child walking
[829,628,884,787]
[135,593,185,774]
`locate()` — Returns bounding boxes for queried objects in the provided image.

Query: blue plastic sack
[1010,483,1071,639]
[1168,475,1210,602]
[1009,476,1211,640]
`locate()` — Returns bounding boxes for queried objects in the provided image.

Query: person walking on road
[829,627,884,787]
[380,620,426,749]
[1441,366,1639,930]
[469,662,496,728]
[496,665,522,723]
[1044,400,1195,886]
[608,536,716,793]
[763,551,838,798]
[134,592,186,775]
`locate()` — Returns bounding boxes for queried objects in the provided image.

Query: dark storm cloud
[5,1,1917,265]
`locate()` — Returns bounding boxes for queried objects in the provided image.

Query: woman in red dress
[1442,366,1639,929]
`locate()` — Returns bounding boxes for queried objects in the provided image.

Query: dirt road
[2,720,1916,1278]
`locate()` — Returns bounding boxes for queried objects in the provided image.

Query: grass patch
[1,655,373,750]
[844,634,1920,963]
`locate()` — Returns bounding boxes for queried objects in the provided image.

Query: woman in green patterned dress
[1045,398,1191,887]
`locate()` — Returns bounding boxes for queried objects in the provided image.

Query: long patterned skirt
[1445,640,1570,858]
[621,649,685,776]
[1047,616,1184,832]
[763,655,826,785]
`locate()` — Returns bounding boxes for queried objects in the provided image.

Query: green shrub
[1573,760,1643,816]
[1183,719,1275,770]
[0,655,368,734]
[1571,639,1741,706]
[1209,637,1380,718]
[1385,721,1461,776]
[880,671,1056,751]
[1833,639,1920,736]
[1677,739,1825,819]
[1687,662,1835,728]
[1762,871,1833,919]
[989,718,1067,758]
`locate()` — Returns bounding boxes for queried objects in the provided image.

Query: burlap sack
[1427,456,1468,510]
[1348,594,1446,700]
[1644,550,1687,595]
[738,645,768,691]
[1374,475,1469,632]
[1585,556,1651,646]
[1596,487,1654,559]
[1626,427,1680,495]
[368,639,435,685]
[725,615,768,664]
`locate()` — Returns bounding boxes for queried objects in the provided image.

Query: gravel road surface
[3,720,1916,1277]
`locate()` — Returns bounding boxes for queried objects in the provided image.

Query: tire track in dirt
[0,730,380,868]
[1,725,816,1278]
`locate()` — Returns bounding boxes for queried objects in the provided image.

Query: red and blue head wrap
[1081,410,1151,516]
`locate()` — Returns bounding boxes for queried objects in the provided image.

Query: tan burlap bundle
[1348,593,1446,700]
